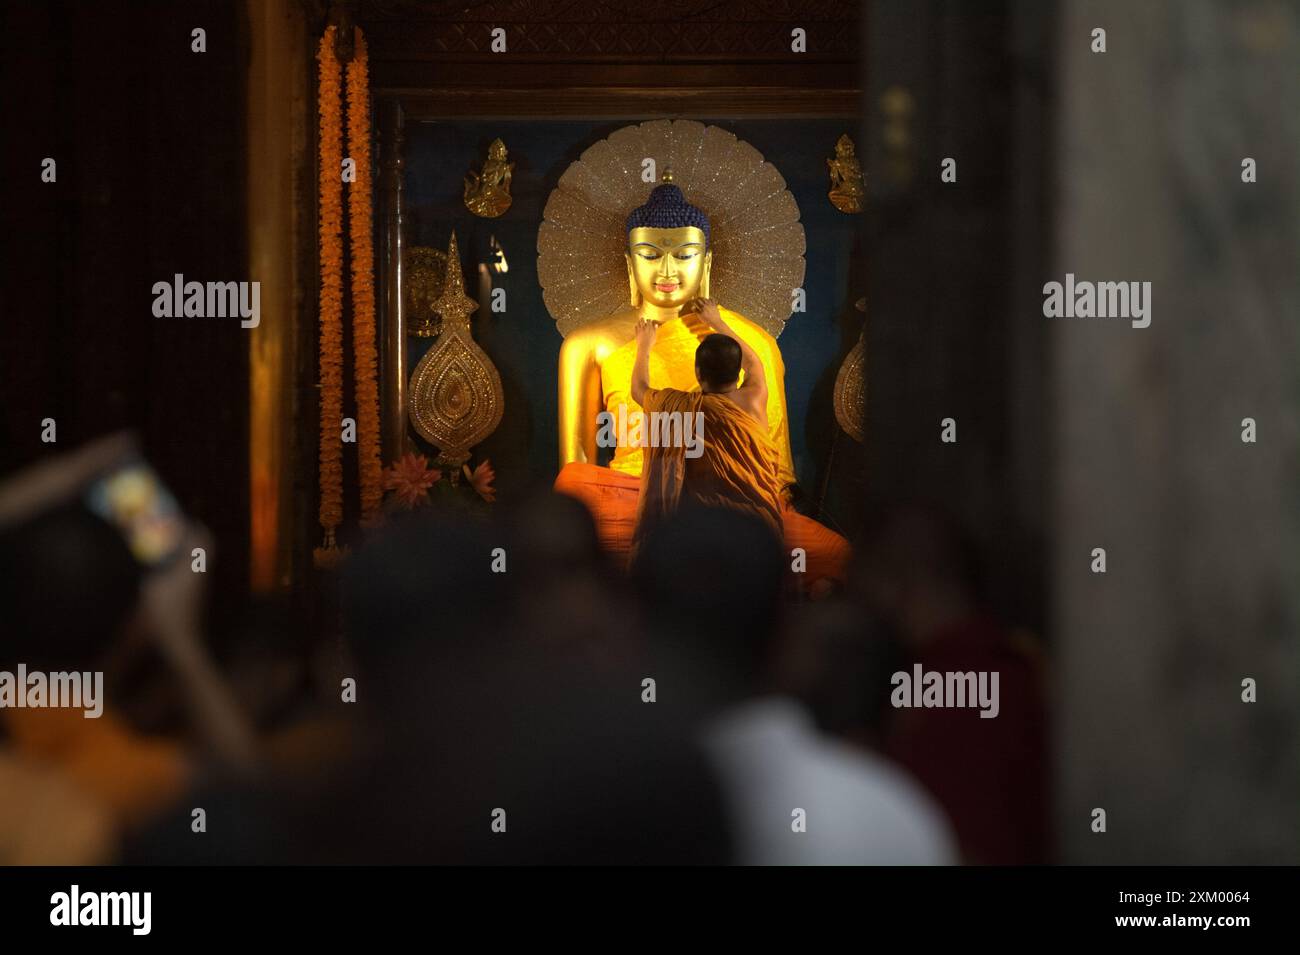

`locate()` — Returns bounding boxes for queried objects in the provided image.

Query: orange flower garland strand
[314,26,345,567]
[346,29,383,521]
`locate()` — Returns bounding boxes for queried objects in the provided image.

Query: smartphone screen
[83,459,186,568]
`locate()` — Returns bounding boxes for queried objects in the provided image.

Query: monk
[630,297,784,558]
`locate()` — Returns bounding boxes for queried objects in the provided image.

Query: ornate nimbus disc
[538,119,806,339]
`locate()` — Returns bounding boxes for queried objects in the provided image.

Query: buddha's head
[625,172,711,311]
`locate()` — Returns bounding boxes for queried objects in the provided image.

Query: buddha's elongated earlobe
[700,252,712,299]
[626,254,641,308]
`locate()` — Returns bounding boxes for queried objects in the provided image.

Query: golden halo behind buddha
[538,119,806,339]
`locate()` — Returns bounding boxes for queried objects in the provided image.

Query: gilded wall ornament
[833,298,867,442]
[463,138,514,218]
[404,246,448,337]
[538,119,806,339]
[827,134,865,214]
[407,232,505,470]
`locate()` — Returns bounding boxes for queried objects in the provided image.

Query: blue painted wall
[402,119,863,513]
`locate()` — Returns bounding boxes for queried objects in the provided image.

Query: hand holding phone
[83,458,186,569]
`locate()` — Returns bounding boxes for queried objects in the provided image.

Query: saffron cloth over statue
[546,125,849,588]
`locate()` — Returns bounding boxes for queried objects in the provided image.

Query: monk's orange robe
[632,387,785,553]
[555,390,850,590]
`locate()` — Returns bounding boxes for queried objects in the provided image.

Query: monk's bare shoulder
[718,390,769,429]
[742,395,770,428]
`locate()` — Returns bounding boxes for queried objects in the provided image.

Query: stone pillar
[1054,0,1300,862]
[247,0,313,592]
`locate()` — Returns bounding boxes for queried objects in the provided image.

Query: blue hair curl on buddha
[625,171,710,248]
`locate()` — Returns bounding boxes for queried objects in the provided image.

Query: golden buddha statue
[553,171,849,589]
[558,171,796,490]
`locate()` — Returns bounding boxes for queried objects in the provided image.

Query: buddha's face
[626,226,710,310]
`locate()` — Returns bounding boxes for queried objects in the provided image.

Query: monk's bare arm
[631,317,656,408]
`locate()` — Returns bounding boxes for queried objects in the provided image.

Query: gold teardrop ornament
[407,232,504,470]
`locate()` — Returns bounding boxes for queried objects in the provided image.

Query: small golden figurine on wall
[463,138,514,218]
[827,134,865,214]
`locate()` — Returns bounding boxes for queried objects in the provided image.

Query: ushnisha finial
[625,172,710,247]
[661,168,674,183]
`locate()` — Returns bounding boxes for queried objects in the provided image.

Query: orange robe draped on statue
[555,388,850,590]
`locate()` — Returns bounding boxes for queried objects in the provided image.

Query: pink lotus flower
[382,452,441,509]
[463,459,496,503]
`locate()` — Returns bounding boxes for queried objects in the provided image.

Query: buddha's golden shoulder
[715,308,784,366]
[559,309,638,364]
[719,307,775,340]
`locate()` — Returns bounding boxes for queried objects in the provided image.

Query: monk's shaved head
[695,334,742,391]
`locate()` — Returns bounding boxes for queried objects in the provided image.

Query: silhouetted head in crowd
[853,502,984,648]
[634,504,784,700]
[777,601,904,749]
[502,490,628,656]
[0,502,143,671]
[508,489,603,582]
[341,508,509,718]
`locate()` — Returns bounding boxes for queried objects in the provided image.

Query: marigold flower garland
[314,25,345,568]
[346,29,383,521]
[315,25,490,562]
